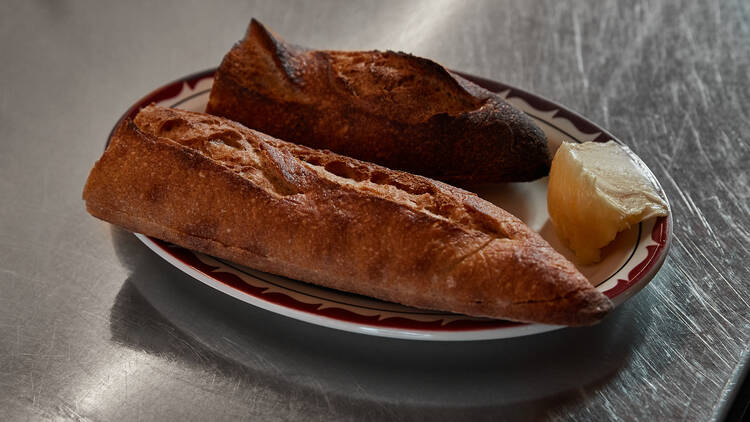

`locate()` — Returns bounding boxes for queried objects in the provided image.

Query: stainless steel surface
[1,0,748,420]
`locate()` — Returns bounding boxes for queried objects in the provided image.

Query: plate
[114,69,672,341]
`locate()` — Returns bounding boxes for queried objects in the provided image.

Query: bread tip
[248,18,263,32]
[247,18,278,42]
[575,294,614,326]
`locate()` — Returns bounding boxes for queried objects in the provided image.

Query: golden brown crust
[83,105,611,325]
[206,19,551,184]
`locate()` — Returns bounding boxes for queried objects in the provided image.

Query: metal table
[1,1,748,420]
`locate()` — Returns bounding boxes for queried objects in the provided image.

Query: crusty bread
[206,19,551,184]
[83,105,611,325]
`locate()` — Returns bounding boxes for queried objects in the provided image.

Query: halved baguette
[206,19,551,184]
[83,105,611,325]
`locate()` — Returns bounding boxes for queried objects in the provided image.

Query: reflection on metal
[1,1,748,420]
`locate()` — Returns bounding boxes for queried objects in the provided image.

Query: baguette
[206,19,551,184]
[83,105,611,325]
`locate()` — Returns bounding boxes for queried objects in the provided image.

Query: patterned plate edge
[113,68,671,339]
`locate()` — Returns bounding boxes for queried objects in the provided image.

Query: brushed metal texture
[0,0,748,420]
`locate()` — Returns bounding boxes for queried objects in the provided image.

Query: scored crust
[206,19,551,184]
[83,105,611,325]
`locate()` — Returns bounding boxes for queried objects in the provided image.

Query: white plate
[114,69,672,341]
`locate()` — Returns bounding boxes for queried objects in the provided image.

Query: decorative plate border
[112,69,671,341]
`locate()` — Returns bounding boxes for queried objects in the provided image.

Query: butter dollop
[547,141,669,264]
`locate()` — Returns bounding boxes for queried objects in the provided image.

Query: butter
[547,141,669,263]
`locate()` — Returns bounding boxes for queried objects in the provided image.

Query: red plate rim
[113,68,672,334]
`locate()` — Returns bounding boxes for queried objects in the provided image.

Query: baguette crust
[83,105,611,325]
[206,19,551,184]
